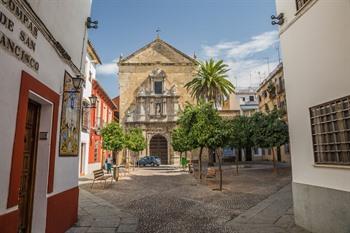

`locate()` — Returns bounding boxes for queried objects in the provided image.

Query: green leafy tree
[171,127,192,168]
[191,102,222,179]
[125,128,146,167]
[225,116,252,175]
[207,118,227,190]
[101,122,126,164]
[178,102,225,180]
[177,103,201,175]
[185,59,235,108]
[251,110,289,173]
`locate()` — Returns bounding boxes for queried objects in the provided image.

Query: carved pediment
[149,68,166,79]
[119,38,197,65]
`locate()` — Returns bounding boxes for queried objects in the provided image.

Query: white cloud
[96,60,118,75]
[227,60,279,88]
[202,31,278,60]
[201,30,280,88]
[226,31,278,59]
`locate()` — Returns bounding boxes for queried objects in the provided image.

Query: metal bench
[206,167,216,178]
[91,169,113,189]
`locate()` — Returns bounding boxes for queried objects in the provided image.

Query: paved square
[77,163,309,233]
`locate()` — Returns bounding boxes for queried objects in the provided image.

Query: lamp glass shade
[89,95,97,107]
[71,75,85,90]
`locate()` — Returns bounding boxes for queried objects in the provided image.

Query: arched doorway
[149,134,168,164]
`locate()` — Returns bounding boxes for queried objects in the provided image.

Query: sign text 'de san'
[0,0,39,72]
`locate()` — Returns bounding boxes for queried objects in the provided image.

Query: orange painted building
[89,80,118,170]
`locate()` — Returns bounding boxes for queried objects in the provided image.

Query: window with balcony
[82,101,89,132]
[94,142,99,162]
[249,96,254,102]
[95,99,100,128]
[310,95,350,165]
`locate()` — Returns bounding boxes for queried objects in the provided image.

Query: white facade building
[79,41,101,177]
[275,0,350,232]
[0,0,92,232]
[236,87,259,116]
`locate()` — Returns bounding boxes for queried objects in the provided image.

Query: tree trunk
[199,147,203,179]
[180,152,183,169]
[216,149,223,191]
[138,151,140,168]
[235,148,239,176]
[245,146,252,161]
[272,147,278,173]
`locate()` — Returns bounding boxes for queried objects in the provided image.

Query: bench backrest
[93,169,105,179]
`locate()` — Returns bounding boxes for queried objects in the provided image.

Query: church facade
[118,38,197,164]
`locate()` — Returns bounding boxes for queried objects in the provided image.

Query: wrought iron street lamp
[88,95,97,108]
[71,75,85,91]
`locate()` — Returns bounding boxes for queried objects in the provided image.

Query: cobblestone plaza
[73,164,308,233]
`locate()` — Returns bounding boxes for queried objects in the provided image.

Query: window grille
[82,107,89,131]
[310,95,350,165]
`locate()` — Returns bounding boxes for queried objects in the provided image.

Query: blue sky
[89,0,280,98]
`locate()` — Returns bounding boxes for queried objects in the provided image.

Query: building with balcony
[0,1,92,232]
[236,87,259,116]
[89,80,117,172]
[257,63,290,163]
[275,0,350,232]
[79,40,102,177]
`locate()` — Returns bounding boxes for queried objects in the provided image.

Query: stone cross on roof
[156,27,161,39]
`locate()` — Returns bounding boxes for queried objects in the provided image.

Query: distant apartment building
[275,0,350,232]
[89,80,117,171]
[221,88,262,161]
[220,92,241,118]
[236,87,259,116]
[79,41,102,176]
[257,63,290,163]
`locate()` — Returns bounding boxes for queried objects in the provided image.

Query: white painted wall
[29,92,52,233]
[26,0,92,68]
[276,0,350,191]
[0,2,91,230]
[79,54,97,176]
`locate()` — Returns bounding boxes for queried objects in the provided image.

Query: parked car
[137,156,161,166]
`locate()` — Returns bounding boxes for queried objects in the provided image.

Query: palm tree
[185,58,235,108]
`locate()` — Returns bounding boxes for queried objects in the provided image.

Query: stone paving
[78,164,309,233]
[66,188,138,233]
[226,184,308,233]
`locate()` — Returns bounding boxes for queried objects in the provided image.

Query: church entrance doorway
[149,135,168,164]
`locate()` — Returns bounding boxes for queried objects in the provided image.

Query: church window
[154,81,163,94]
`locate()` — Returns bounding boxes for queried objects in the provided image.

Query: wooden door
[18,100,41,233]
[149,135,168,164]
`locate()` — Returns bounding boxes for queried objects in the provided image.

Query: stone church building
[118,37,197,164]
